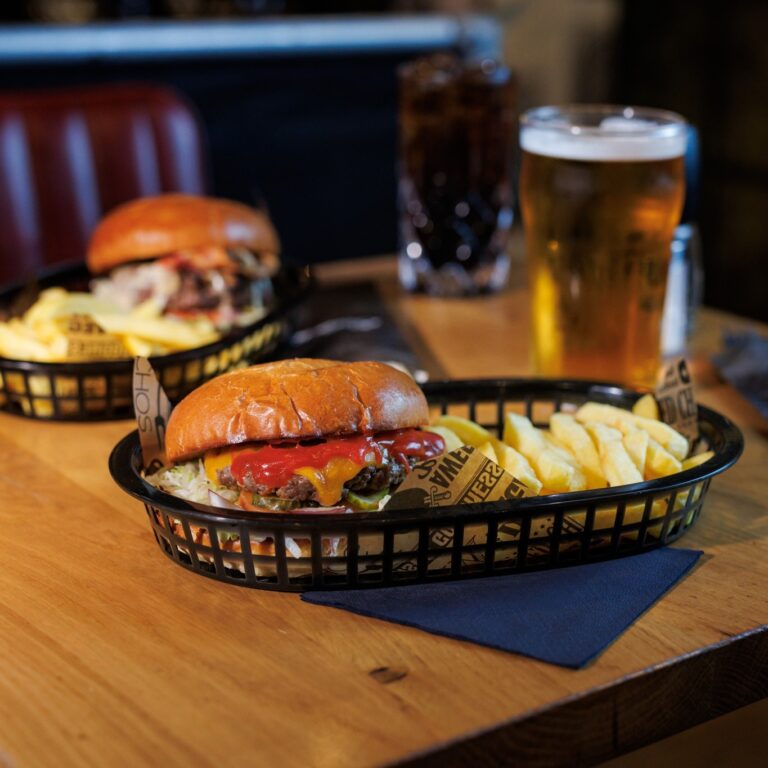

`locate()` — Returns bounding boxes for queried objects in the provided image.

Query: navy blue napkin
[301,548,702,668]
[713,331,768,418]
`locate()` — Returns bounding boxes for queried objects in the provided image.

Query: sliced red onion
[284,537,303,559]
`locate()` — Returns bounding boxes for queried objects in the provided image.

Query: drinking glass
[398,54,517,296]
[519,105,687,387]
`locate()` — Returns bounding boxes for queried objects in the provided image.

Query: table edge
[392,624,768,768]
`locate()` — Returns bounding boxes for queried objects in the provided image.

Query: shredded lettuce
[144,460,238,505]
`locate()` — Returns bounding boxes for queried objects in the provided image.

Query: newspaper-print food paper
[384,445,532,511]
[133,356,172,473]
[655,356,699,443]
[356,446,533,575]
[63,314,128,360]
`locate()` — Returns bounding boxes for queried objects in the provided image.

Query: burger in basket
[145,359,446,513]
[87,194,281,331]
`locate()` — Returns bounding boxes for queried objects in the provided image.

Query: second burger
[87,193,281,330]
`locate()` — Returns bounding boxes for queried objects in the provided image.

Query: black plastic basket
[109,378,744,592]
[0,262,310,420]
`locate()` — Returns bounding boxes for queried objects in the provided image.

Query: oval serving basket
[109,378,744,592]
[0,262,310,420]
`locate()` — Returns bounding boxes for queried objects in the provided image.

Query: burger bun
[87,194,280,274]
[165,358,430,462]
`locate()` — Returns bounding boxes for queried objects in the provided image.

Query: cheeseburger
[146,359,446,512]
[87,194,280,329]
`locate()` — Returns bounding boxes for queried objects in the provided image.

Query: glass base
[398,251,510,297]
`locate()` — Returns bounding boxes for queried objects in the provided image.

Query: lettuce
[144,460,238,505]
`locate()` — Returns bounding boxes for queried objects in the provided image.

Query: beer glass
[519,105,687,387]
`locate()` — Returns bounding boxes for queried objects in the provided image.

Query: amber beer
[520,106,687,386]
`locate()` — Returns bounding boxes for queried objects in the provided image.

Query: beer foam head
[521,107,688,161]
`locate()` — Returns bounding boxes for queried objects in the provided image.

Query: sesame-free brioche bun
[165,359,430,462]
[87,194,280,274]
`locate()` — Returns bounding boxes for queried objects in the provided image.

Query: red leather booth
[0,83,208,284]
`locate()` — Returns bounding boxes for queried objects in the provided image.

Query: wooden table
[1,258,767,768]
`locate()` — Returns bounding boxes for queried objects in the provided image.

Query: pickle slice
[346,488,389,511]
[250,494,301,512]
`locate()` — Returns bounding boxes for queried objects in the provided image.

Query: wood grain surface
[1,258,767,768]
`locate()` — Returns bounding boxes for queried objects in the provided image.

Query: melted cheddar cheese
[204,448,232,484]
[294,458,367,507]
[205,447,372,506]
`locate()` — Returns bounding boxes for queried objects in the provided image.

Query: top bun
[165,359,430,462]
[87,194,281,274]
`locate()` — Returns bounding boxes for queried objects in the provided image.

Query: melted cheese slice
[204,448,371,507]
[295,458,365,507]
[203,447,248,485]
[204,450,229,484]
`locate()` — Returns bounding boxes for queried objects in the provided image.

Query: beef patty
[217,457,410,505]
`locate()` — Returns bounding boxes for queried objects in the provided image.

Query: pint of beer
[519,106,687,387]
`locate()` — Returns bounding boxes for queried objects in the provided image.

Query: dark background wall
[612,0,768,323]
[0,52,415,266]
[0,1,766,321]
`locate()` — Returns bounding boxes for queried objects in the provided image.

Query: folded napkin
[301,548,702,668]
[713,331,768,418]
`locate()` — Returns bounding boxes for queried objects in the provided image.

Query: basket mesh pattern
[111,380,742,592]
[0,321,285,419]
[145,481,708,589]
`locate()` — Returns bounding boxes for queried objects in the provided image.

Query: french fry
[46,293,116,319]
[585,422,643,487]
[682,451,715,471]
[490,438,543,494]
[132,297,164,319]
[575,401,688,461]
[602,441,645,488]
[428,417,544,494]
[632,393,660,420]
[423,425,464,453]
[503,412,539,453]
[92,314,218,349]
[9,318,43,341]
[632,414,688,461]
[434,414,494,448]
[476,441,497,463]
[121,334,156,358]
[622,427,649,476]
[591,417,662,480]
[645,437,682,479]
[0,285,225,362]
[504,412,586,492]
[425,398,709,506]
[543,432,577,463]
[22,288,67,327]
[549,412,606,489]
[0,324,53,361]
